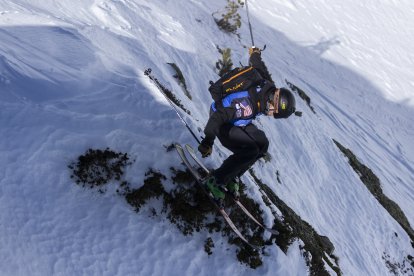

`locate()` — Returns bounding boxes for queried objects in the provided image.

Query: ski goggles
[266,89,280,117]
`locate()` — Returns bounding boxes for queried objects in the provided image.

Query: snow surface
[0,0,413,275]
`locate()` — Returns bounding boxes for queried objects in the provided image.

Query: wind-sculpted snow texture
[0,0,413,275]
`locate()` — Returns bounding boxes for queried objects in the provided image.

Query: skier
[198,47,296,204]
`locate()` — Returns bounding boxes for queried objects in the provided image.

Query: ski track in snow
[0,0,413,275]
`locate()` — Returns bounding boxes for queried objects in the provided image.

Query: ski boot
[226,179,240,200]
[204,176,225,207]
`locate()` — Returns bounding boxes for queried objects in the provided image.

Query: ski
[184,144,278,235]
[175,143,260,250]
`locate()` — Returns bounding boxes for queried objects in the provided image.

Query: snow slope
[0,0,413,275]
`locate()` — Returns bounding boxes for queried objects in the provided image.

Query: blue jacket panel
[211,90,262,126]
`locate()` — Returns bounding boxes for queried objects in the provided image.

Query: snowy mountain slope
[0,0,413,275]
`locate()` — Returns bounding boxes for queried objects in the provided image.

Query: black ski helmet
[272,88,296,119]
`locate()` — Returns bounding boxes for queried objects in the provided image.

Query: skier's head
[267,88,296,119]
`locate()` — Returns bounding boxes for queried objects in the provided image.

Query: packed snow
[0,0,413,275]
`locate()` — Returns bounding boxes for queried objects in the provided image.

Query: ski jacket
[203,52,276,144]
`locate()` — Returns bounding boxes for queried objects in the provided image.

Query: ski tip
[185,144,194,152]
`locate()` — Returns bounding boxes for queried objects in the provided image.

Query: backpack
[208,66,264,104]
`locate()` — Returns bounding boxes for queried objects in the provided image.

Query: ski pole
[144,68,201,145]
[245,0,255,46]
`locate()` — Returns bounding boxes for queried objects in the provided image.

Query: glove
[198,138,213,158]
[249,46,261,56]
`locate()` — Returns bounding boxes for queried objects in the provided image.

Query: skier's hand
[198,139,213,158]
[249,46,261,56]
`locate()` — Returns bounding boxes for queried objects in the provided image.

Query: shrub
[216,46,233,77]
[213,0,245,34]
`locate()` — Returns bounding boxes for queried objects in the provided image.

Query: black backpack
[208,66,264,103]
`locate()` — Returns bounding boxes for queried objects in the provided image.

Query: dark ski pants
[214,123,269,184]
